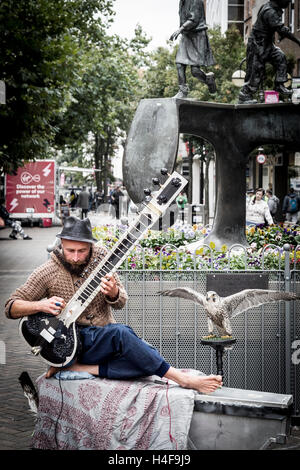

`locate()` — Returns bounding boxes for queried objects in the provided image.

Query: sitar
[19,170,188,367]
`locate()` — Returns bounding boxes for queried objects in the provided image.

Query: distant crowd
[246,186,300,227]
[59,185,300,228]
[59,184,131,223]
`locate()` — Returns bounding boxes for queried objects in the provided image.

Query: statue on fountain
[239,0,300,104]
[170,0,217,99]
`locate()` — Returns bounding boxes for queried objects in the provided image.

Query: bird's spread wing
[221,289,299,318]
[158,287,205,306]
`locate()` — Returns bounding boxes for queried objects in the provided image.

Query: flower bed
[246,224,300,250]
[92,221,300,271]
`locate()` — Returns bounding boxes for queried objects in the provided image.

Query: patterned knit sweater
[4,244,128,327]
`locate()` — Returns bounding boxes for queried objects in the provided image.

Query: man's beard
[65,259,89,276]
[54,247,92,276]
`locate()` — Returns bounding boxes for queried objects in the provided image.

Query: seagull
[158,288,299,338]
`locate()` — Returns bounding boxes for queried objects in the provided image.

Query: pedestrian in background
[266,189,280,223]
[246,189,255,205]
[282,187,300,225]
[110,185,124,220]
[95,189,104,212]
[176,191,187,222]
[246,188,273,227]
[120,187,129,218]
[88,189,94,212]
[69,190,77,210]
[59,197,70,226]
[77,186,89,220]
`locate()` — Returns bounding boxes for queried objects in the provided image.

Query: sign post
[5,160,56,223]
[0,81,6,105]
[256,148,266,187]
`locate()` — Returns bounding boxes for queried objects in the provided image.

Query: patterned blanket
[32,372,196,450]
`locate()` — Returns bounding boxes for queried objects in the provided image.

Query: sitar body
[19,313,81,366]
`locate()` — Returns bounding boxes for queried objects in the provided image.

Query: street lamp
[256,146,266,188]
[232,69,246,87]
[232,58,246,87]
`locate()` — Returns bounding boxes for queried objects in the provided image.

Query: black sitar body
[19,313,81,366]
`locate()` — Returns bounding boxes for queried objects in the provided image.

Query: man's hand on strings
[38,296,66,316]
[100,273,119,300]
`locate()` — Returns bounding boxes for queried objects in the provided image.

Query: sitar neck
[58,170,187,328]
[59,206,158,326]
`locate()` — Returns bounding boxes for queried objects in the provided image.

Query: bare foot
[164,367,222,394]
[182,374,223,394]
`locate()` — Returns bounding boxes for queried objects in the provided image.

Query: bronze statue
[239,0,300,104]
[170,0,216,99]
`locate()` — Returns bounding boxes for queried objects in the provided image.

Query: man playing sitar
[5,215,222,394]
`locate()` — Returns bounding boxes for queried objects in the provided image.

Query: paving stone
[1,224,300,451]
[0,226,58,450]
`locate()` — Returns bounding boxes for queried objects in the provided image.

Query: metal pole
[284,243,291,395]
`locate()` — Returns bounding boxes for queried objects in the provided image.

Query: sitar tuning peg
[144,188,151,196]
[171,177,182,188]
[160,168,169,176]
[157,194,168,205]
[152,177,161,187]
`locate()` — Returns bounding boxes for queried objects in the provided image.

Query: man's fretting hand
[100,273,119,300]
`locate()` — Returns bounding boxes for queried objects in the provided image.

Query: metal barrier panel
[113,266,299,414]
[46,239,299,414]
[291,269,300,415]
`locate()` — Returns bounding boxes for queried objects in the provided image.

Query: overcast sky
[108,0,180,49]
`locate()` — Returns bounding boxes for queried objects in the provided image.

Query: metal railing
[113,243,300,415]
[47,239,300,414]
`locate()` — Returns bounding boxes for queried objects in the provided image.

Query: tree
[54,29,151,195]
[0,0,114,173]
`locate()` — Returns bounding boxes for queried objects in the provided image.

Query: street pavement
[0,211,116,451]
[1,213,300,452]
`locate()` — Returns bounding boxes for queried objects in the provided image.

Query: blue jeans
[79,323,170,380]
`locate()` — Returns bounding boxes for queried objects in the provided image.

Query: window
[228,0,244,36]
[228,6,244,21]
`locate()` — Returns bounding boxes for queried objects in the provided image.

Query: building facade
[205,0,300,218]
[244,0,300,210]
[206,0,246,36]
[244,0,300,76]
[280,0,300,76]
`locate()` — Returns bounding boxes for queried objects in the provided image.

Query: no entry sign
[256,153,266,164]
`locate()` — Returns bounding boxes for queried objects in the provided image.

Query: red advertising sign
[6,160,56,215]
